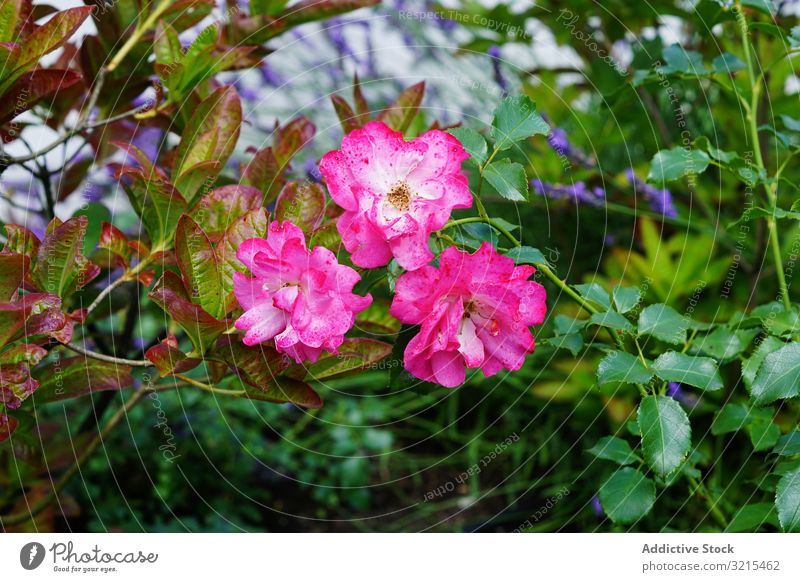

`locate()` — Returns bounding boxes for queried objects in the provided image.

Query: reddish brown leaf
[0,252,28,301]
[148,270,227,354]
[2,224,40,258]
[96,221,131,269]
[274,181,325,234]
[331,94,360,133]
[0,69,82,126]
[190,184,262,241]
[0,413,17,442]
[377,81,425,134]
[145,335,201,377]
[32,356,133,404]
[241,146,283,203]
[214,337,322,408]
[274,116,316,166]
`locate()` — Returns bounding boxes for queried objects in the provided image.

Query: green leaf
[711,403,751,435]
[589,310,634,333]
[651,351,723,391]
[121,172,188,250]
[447,127,488,165]
[612,285,641,314]
[1,6,93,91]
[647,147,710,183]
[172,86,242,202]
[750,342,800,405]
[376,81,425,134]
[483,159,528,201]
[638,395,691,476]
[742,336,785,391]
[34,216,100,298]
[574,283,612,310]
[175,215,225,320]
[711,52,746,73]
[490,94,549,151]
[505,246,546,266]
[726,503,779,532]
[0,253,26,301]
[773,431,800,456]
[776,466,800,532]
[587,436,641,465]
[597,351,653,385]
[638,304,689,345]
[747,408,781,452]
[660,44,708,75]
[217,208,269,313]
[546,332,583,356]
[598,467,656,524]
[690,327,758,362]
[742,0,776,15]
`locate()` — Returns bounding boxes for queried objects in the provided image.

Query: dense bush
[1,0,800,532]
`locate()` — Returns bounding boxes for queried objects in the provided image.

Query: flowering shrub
[1,0,800,534]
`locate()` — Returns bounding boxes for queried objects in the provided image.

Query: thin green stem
[173,373,245,397]
[105,0,172,73]
[688,474,728,529]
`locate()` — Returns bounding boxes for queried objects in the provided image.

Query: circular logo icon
[20,542,46,570]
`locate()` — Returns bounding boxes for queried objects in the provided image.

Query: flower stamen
[387,181,413,211]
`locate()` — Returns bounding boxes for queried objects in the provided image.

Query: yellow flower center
[387,181,413,211]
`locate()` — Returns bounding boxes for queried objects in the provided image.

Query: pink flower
[390,243,547,387]
[319,121,472,271]
[233,221,372,363]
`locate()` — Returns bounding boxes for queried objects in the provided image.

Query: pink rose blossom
[233,221,372,363]
[390,243,547,387]
[319,121,472,271]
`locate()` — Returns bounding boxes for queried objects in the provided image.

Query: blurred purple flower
[532,179,605,206]
[667,381,699,408]
[127,125,163,164]
[304,158,321,183]
[625,168,678,218]
[260,64,284,87]
[487,45,509,94]
[591,495,603,517]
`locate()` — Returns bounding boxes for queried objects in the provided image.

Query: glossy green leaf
[483,159,528,201]
[491,94,549,151]
[175,215,225,320]
[597,351,653,385]
[776,466,800,532]
[448,127,488,165]
[651,351,723,391]
[647,147,710,183]
[589,310,634,333]
[598,467,656,524]
[638,395,691,476]
[587,436,641,465]
[638,304,689,345]
[750,342,800,405]
[612,285,641,314]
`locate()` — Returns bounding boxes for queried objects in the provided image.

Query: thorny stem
[736,1,792,311]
